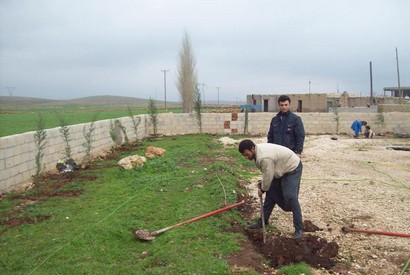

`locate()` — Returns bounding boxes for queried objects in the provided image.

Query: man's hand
[257,180,264,198]
[257,180,262,190]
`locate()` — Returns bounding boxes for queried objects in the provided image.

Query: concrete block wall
[0,115,148,193]
[379,104,410,113]
[1,112,409,194]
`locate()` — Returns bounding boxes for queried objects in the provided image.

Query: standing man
[239,139,304,239]
[254,95,305,232]
[267,95,305,158]
[351,120,367,138]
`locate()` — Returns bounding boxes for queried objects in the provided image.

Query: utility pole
[6,86,16,109]
[216,87,220,106]
[308,79,311,95]
[6,86,15,97]
[395,47,402,103]
[369,61,373,105]
[161,69,169,109]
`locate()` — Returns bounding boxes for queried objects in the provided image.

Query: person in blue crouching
[351,120,367,138]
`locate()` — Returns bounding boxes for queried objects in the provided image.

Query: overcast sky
[0,0,408,102]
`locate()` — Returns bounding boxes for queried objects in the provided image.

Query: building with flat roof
[246,91,408,113]
[383,87,410,98]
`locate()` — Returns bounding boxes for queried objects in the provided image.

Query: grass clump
[277,262,312,275]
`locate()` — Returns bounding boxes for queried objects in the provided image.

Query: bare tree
[176,31,198,113]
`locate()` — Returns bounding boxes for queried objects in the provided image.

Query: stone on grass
[145,146,166,158]
[118,155,147,169]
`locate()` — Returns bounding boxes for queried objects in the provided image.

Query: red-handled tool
[134,201,245,241]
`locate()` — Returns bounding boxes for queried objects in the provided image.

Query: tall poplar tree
[176,31,198,113]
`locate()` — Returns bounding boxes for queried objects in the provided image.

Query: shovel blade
[133,229,155,241]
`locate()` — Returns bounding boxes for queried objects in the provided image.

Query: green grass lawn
[0,106,221,137]
[0,135,256,274]
[0,107,176,137]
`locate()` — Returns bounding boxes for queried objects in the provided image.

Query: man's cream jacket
[254,143,300,192]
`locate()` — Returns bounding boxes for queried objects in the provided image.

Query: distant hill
[0,95,242,109]
[0,95,178,109]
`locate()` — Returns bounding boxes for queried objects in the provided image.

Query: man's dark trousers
[263,162,303,231]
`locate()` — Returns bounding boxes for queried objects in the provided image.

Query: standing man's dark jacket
[267,111,305,154]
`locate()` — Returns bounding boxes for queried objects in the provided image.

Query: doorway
[297,100,302,112]
[263,99,269,112]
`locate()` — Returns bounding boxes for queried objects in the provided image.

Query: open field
[0,95,238,137]
[0,107,149,137]
[0,95,178,137]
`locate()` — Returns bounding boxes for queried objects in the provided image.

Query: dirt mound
[233,192,340,272]
[227,219,340,273]
[247,230,339,269]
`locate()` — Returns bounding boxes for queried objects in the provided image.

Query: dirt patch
[228,222,341,272]
[1,169,97,229]
[3,215,51,227]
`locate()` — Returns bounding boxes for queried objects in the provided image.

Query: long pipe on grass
[342,227,410,238]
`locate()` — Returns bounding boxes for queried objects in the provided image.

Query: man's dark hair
[278,95,291,104]
[362,121,367,126]
[238,139,255,153]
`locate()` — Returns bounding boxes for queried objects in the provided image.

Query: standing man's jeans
[263,161,303,231]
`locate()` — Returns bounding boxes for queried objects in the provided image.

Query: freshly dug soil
[232,193,340,273]
[248,226,338,269]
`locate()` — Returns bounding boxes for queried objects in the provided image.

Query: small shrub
[57,112,72,159]
[109,119,118,151]
[194,84,203,133]
[33,113,47,192]
[116,120,129,145]
[376,113,385,130]
[82,119,96,167]
[147,97,158,137]
[127,107,141,143]
[333,107,340,135]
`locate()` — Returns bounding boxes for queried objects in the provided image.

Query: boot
[248,219,268,230]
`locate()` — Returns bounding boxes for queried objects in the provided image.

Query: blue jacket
[267,111,305,154]
[351,120,363,135]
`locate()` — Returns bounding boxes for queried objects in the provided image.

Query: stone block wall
[1,112,409,194]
